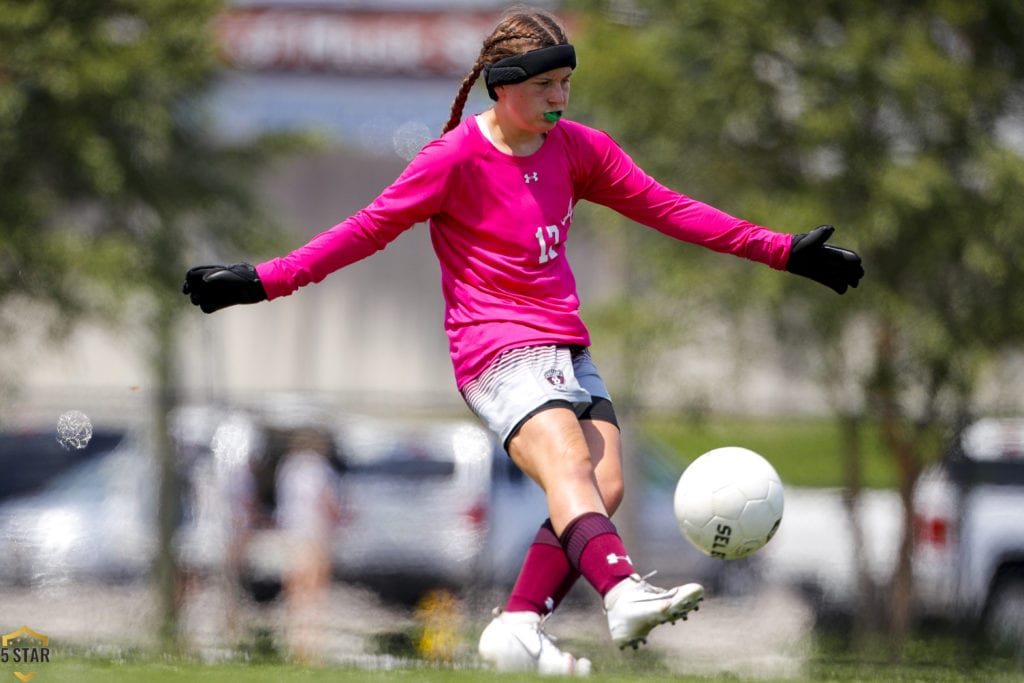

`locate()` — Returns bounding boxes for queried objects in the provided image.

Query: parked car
[170,400,546,603]
[762,416,1024,649]
[0,402,329,589]
[0,400,754,605]
[759,484,902,622]
[0,430,153,585]
[327,415,547,602]
[913,417,1024,647]
[0,401,531,600]
[196,406,743,604]
[0,427,127,502]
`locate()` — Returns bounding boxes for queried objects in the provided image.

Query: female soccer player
[184,6,862,676]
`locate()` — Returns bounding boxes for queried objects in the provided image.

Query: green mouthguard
[544,111,563,122]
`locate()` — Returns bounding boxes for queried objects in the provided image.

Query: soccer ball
[673,446,784,560]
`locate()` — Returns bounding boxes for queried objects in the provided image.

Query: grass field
[641,414,898,489]
[29,651,1024,683]
[22,617,1023,683]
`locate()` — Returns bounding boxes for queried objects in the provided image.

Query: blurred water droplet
[392,120,432,160]
[56,410,93,450]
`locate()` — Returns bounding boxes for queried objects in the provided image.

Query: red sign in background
[214,8,502,77]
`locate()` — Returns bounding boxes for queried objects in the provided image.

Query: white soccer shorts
[461,344,611,448]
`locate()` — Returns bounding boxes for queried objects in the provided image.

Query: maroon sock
[505,519,581,614]
[559,511,636,596]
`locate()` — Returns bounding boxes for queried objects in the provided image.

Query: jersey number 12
[535,225,561,264]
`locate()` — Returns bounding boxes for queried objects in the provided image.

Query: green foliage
[569,2,1024,640]
[570,0,1024,423]
[812,629,1023,682]
[0,0,293,331]
[641,414,897,489]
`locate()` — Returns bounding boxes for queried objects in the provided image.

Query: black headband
[483,44,577,101]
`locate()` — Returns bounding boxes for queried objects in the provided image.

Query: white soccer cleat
[478,609,592,676]
[603,573,704,649]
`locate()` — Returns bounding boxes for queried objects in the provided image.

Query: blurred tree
[569,0,1024,647]
[0,0,296,649]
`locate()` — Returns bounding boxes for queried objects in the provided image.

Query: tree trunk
[872,318,921,649]
[883,409,923,646]
[887,459,917,643]
[153,297,181,652]
[838,412,885,642]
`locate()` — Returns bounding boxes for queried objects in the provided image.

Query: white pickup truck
[913,417,1024,648]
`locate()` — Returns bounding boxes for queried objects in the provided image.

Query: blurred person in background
[274,429,342,664]
[184,4,862,675]
[222,450,263,637]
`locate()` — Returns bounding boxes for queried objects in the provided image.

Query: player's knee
[559,447,598,482]
[602,478,625,516]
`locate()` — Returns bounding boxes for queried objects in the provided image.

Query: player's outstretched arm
[785,225,864,294]
[182,263,268,313]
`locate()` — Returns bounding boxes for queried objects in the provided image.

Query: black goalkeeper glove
[786,225,864,294]
[182,263,268,313]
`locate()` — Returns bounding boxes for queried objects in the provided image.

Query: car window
[960,418,1024,461]
[948,418,1024,486]
[0,429,127,502]
[347,456,456,478]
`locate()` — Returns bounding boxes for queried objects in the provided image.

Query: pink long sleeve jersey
[256,117,793,389]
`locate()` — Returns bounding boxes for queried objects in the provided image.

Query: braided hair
[442,7,569,135]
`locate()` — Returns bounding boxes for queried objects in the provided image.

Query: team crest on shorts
[544,368,566,387]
